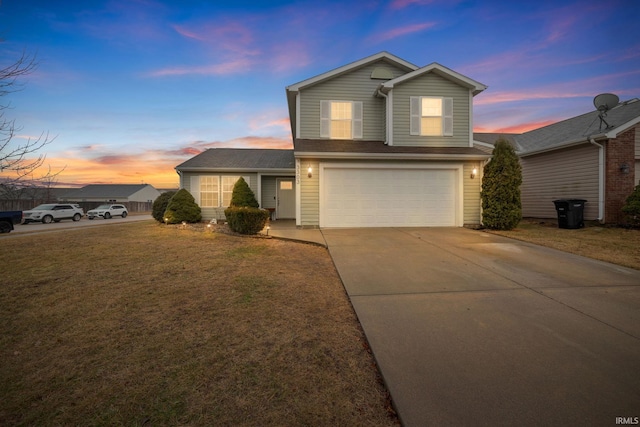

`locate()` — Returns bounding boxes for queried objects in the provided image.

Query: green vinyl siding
[181,172,258,221]
[392,73,470,147]
[261,176,277,210]
[298,160,320,226]
[299,60,408,141]
[463,161,482,225]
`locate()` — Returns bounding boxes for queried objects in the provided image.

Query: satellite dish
[593,93,619,112]
[593,93,619,130]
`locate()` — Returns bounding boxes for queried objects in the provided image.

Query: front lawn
[0,222,398,426]
[485,219,640,270]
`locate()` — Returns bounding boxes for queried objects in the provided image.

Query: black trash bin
[553,199,587,229]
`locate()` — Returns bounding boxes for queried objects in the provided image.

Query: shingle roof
[473,133,520,146]
[294,139,490,159]
[61,184,151,199]
[175,148,295,171]
[516,98,640,155]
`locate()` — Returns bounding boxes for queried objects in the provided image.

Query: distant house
[177,52,490,227]
[60,184,161,203]
[474,98,640,224]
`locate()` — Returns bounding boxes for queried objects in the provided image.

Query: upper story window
[410,96,453,137]
[320,100,363,140]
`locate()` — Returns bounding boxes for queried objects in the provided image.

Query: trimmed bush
[225,177,267,234]
[622,184,640,227]
[224,206,270,235]
[163,188,202,224]
[481,138,522,230]
[229,177,259,208]
[152,191,176,223]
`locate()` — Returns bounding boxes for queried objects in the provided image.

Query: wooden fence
[0,200,153,213]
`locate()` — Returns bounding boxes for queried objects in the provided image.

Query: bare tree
[0,51,64,198]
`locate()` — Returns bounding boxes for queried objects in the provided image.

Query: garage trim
[319,162,464,228]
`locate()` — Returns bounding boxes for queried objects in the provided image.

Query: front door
[276,178,295,219]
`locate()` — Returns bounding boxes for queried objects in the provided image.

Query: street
[3,214,154,237]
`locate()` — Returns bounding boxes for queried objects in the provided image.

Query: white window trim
[320,100,363,139]
[195,175,251,208]
[410,96,453,137]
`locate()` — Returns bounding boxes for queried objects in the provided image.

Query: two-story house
[176,52,490,227]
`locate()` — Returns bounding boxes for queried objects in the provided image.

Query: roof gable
[516,98,640,155]
[380,62,487,96]
[285,52,417,93]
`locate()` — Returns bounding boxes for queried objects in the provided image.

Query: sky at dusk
[1,0,639,189]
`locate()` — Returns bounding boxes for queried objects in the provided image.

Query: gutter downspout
[589,138,605,223]
[376,89,390,145]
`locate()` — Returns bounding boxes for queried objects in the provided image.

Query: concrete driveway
[323,227,640,426]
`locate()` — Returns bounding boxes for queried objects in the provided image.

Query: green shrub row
[224,206,270,235]
[152,189,201,224]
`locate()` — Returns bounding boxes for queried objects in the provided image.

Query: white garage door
[321,166,458,227]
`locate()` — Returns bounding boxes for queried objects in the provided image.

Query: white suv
[87,204,128,220]
[23,204,84,224]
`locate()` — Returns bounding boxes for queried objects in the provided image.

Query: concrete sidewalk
[323,227,640,426]
[260,219,327,247]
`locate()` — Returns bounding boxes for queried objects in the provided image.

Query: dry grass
[0,222,398,426]
[485,219,640,270]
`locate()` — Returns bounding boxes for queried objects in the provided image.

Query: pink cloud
[268,42,312,73]
[474,120,558,134]
[173,22,258,55]
[369,22,436,43]
[198,136,293,150]
[475,69,640,107]
[248,114,291,133]
[147,58,254,77]
[389,0,436,10]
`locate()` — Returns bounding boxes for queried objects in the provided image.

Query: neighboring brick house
[475,98,640,224]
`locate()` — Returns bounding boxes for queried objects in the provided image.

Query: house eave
[175,167,295,174]
[604,115,640,139]
[517,137,603,157]
[380,62,488,96]
[294,152,490,161]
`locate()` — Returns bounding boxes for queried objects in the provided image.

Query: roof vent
[371,67,394,80]
[593,93,619,130]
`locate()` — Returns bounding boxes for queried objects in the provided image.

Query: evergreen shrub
[481,138,522,230]
[224,177,267,234]
[152,191,176,223]
[224,206,270,235]
[163,188,202,224]
[229,177,259,208]
[622,184,640,227]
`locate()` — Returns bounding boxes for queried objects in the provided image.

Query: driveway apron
[323,227,640,426]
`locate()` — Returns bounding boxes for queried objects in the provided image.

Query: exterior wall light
[307,165,313,178]
[471,168,478,179]
[620,163,630,174]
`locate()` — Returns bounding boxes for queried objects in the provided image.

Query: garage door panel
[322,167,457,227]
